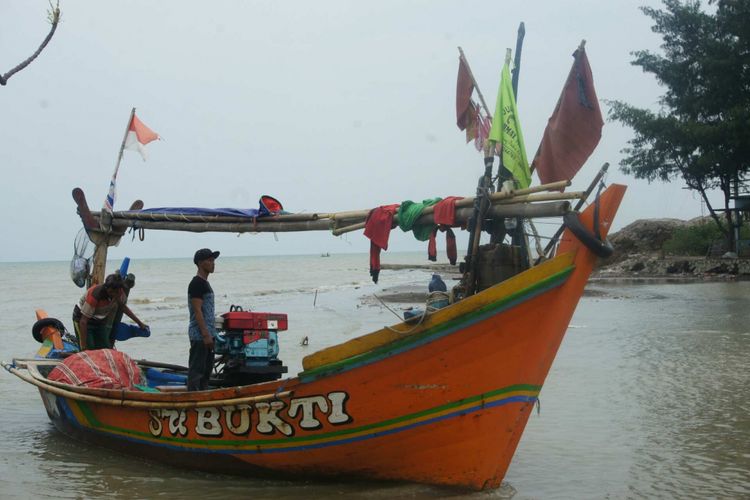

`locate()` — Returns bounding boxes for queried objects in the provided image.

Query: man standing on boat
[73,273,148,350]
[187,248,219,391]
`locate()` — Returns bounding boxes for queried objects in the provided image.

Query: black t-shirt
[188,275,213,299]
[188,276,215,341]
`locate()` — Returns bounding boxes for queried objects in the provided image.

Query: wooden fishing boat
[3,181,626,490]
[3,31,623,488]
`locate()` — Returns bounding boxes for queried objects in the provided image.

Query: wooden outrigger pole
[74,179,579,286]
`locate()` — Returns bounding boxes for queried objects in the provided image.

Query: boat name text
[148,391,351,437]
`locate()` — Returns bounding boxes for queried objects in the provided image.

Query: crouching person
[73,273,147,350]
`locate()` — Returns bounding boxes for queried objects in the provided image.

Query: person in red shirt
[73,273,147,350]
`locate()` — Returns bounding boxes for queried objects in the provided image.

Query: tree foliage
[663,220,750,255]
[609,0,750,247]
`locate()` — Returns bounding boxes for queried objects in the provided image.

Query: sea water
[0,254,748,499]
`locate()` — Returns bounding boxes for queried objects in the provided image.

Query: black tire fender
[32,317,66,343]
[563,212,614,258]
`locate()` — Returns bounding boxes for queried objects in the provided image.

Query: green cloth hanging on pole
[489,59,531,189]
[398,198,441,241]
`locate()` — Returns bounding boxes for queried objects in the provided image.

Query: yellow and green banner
[489,62,531,189]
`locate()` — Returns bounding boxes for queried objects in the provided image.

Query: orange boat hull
[21,184,626,490]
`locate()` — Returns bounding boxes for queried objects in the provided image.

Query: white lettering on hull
[147,391,352,438]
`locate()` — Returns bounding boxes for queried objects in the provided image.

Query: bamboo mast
[464,48,514,295]
[91,108,136,286]
[511,22,526,99]
[457,46,492,118]
[505,26,531,264]
[105,107,136,215]
[456,46,496,286]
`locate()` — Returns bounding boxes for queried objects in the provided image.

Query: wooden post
[457,47,492,118]
[511,22,525,99]
[91,241,108,286]
[91,109,134,283]
[102,107,136,216]
[494,48,513,181]
[464,154,496,296]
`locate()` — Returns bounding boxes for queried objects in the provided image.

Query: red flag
[124,113,160,161]
[456,57,475,130]
[532,47,603,184]
[464,101,478,143]
[474,109,491,152]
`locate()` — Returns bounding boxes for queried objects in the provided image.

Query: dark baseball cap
[194,248,220,265]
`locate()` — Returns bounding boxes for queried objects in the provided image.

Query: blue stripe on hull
[52,393,536,456]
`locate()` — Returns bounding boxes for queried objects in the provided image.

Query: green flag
[488,61,531,189]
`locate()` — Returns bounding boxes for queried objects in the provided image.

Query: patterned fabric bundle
[48,349,142,389]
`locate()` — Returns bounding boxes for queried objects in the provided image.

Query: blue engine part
[213,312,288,386]
[214,331,280,366]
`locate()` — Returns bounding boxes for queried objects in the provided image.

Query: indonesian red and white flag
[104,112,160,212]
[124,114,159,161]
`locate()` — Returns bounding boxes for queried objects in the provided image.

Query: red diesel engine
[214,307,288,386]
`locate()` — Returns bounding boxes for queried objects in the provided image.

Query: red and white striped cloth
[474,110,492,152]
[48,349,142,389]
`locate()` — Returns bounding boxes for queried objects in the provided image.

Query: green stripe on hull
[301,266,574,380]
[68,383,542,449]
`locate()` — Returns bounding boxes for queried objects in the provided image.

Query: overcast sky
[0,0,717,263]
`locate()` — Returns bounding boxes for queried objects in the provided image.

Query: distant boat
[320,252,330,257]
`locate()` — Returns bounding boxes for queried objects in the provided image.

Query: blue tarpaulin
[136,207,262,218]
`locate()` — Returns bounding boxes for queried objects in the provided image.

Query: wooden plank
[72,188,98,230]
[102,201,571,235]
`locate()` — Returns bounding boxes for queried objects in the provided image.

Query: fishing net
[70,228,93,288]
[48,349,142,389]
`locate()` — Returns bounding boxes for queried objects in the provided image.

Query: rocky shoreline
[594,255,750,281]
[372,219,749,306]
[596,218,749,281]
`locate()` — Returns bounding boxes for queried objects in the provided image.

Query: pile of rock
[596,218,749,279]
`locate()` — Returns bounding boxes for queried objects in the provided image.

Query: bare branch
[0,1,61,86]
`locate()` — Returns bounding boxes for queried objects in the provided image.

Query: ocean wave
[249,282,373,298]
[129,296,181,305]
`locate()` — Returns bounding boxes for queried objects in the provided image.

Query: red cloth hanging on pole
[364,204,400,283]
[428,197,463,265]
[433,196,463,226]
[456,58,475,131]
[428,227,457,265]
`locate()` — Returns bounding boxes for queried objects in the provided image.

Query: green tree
[609,0,749,251]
